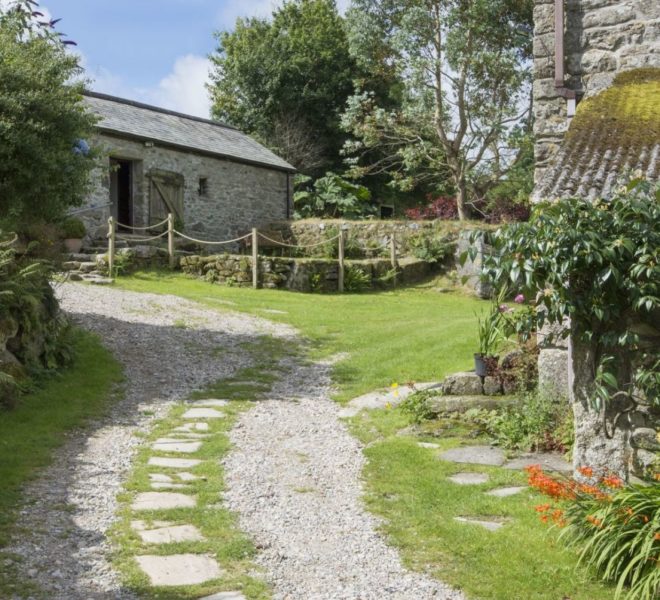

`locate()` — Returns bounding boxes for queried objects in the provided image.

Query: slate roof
[83,92,296,173]
[533,68,660,201]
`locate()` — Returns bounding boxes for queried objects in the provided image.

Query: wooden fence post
[252,227,259,289]
[107,216,115,278]
[167,213,175,268]
[390,234,398,287]
[338,228,345,293]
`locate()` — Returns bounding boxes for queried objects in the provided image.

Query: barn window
[198,177,209,196]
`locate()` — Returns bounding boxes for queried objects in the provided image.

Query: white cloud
[145,54,212,118]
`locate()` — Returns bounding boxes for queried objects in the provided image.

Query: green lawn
[0,329,123,597]
[117,271,486,402]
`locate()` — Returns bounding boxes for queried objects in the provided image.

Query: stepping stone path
[175,422,210,432]
[439,445,506,466]
[135,554,222,586]
[449,472,490,485]
[338,382,443,418]
[503,452,572,473]
[133,522,205,544]
[132,492,196,511]
[191,399,229,408]
[417,442,440,449]
[182,408,226,419]
[486,486,526,497]
[152,440,203,453]
[199,593,247,600]
[454,517,507,531]
[149,457,202,469]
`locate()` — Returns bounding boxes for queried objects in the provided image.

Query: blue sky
[32,0,349,118]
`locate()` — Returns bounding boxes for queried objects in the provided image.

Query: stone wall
[533,0,659,187]
[81,133,291,243]
[179,254,431,293]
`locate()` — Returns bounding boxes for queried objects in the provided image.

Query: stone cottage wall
[533,0,659,188]
[81,134,290,242]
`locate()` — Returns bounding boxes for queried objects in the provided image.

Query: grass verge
[110,337,288,599]
[0,329,123,596]
[116,271,487,403]
[348,407,616,600]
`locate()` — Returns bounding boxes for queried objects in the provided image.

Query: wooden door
[149,169,184,227]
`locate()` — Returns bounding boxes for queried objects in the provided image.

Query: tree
[0,0,97,229]
[210,0,360,175]
[342,0,533,219]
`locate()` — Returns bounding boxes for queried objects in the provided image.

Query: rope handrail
[116,230,169,243]
[173,229,252,246]
[257,231,341,249]
[114,217,170,232]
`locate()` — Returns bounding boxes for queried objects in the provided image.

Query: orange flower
[586,515,602,527]
[654,533,660,541]
[601,475,623,489]
[535,504,551,513]
[654,473,660,482]
[578,466,594,477]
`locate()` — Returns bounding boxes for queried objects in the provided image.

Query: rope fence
[106,215,399,292]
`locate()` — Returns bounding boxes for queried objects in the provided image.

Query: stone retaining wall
[179,254,431,293]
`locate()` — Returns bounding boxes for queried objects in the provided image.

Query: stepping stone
[151,482,191,490]
[169,432,209,439]
[177,472,200,482]
[190,399,229,408]
[182,408,225,419]
[418,442,440,449]
[449,472,490,485]
[454,516,506,531]
[439,445,505,466]
[135,554,222,586]
[503,452,572,473]
[152,440,202,454]
[486,486,526,497]
[200,593,247,600]
[148,457,201,469]
[149,474,173,483]
[131,520,171,531]
[174,422,209,432]
[134,524,205,544]
[132,492,196,511]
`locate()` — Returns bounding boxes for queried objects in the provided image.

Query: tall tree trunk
[455,176,469,221]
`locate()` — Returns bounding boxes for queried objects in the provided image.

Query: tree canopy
[0,0,96,229]
[210,0,359,175]
[342,0,533,219]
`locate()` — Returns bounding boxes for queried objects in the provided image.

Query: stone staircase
[61,252,113,285]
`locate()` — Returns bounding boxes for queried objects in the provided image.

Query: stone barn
[531,0,659,477]
[79,92,295,241]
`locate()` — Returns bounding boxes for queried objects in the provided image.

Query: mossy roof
[533,68,660,200]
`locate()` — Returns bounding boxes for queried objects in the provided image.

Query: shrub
[293,172,374,219]
[405,195,458,220]
[527,466,660,600]
[60,217,86,239]
[407,233,454,264]
[399,389,436,424]
[344,265,371,292]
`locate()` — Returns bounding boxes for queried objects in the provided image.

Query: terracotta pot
[64,238,83,253]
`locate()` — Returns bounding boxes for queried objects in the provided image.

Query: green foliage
[559,484,660,600]
[343,0,533,219]
[293,172,374,219]
[59,217,86,239]
[407,233,454,264]
[399,389,436,424]
[481,179,660,411]
[343,265,371,292]
[0,3,97,229]
[210,0,359,174]
[463,389,574,453]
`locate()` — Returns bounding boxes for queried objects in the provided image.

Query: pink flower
[499,304,511,313]
[514,294,525,304]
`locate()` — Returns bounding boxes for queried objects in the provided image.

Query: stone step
[135,554,222,586]
[132,492,196,511]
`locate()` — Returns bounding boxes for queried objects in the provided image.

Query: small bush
[60,217,86,239]
[405,195,458,220]
[407,233,455,264]
[399,389,437,424]
[344,266,371,292]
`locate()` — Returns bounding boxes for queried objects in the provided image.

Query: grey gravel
[224,355,464,600]
[6,283,293,599]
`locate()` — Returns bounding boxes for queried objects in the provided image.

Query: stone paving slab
[448,472,490,485]
[169,432,210,439]
[174,422,210,432]
[417,442,440,449]
[486,486,526,497]
[132,520,172,531]
[148,457,202,469]
[149,474,173,483]
[134,524,205,544]
[135,554,222,586]
[439,445,506,466]
[503,452,572,473]
[132,492,196,511]
[200,593,247,600]
[182,408,226,419]
[152,440,202,454]
[454,517,507,531]
[190,399,229,408]
[177,472,200,481]
[338,382,442,418]
[151,482,191,490]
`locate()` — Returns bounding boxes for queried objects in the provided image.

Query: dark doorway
[110,159,133,229]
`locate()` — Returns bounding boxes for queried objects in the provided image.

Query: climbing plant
[470,179,660,418]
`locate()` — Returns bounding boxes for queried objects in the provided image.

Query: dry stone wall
[533,0,659,188]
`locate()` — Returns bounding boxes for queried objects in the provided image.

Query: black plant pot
[474,353,487,377]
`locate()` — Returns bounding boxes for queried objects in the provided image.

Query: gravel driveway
[7,283,462,600]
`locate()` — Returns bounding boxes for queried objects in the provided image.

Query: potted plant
[474,311,501,376]
[60,217,86,253]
